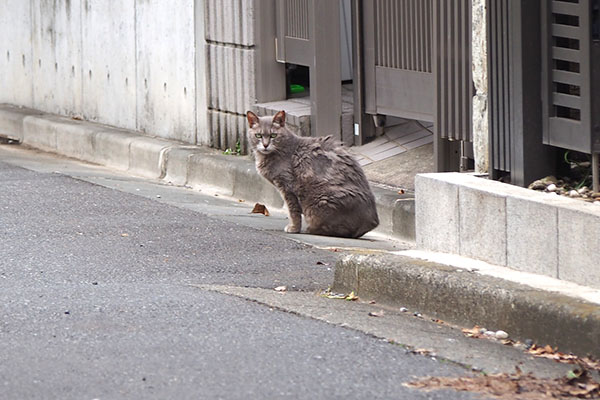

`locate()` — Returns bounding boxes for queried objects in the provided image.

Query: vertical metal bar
[352,0,376,145]
[310,0,341,137]
[593,153,600,192]
[465,0,470,142]
[375,1,382,66]
[426,0,432,72]
[385,0,391,67]
[409,0,415,70]
[503,0,511,170]
[400,0,408,69]
[455,0,462,140]
[392,0,398,68]
[362,0,377,114]
[417,0,423,71]
[439,0,446,137]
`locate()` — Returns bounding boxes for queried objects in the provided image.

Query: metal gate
[363,0,434,122]
[488,0,599,189]
[361,0,473,170]
[275,0,341,137]
[541,0,598,153]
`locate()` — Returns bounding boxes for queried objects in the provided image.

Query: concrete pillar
[472,0,489,174]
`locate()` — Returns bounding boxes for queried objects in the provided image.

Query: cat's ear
[246,111,260,128]
[272,110,286,128]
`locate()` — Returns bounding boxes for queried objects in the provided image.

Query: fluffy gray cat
[246,110,379,238]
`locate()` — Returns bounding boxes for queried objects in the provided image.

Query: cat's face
[246,111,287,155]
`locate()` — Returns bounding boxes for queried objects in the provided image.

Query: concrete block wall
[0,0,207,145]
[415,173,600,289]
[205,0,258,153]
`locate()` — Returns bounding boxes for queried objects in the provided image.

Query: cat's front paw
[284,224,301,233]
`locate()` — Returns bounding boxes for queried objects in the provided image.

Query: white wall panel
[81,0,137,130]
[136,0,197,143]
[0,0,33,107]
[31,0,82,116]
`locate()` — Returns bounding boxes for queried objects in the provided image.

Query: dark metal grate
[542,0,592,153]
[285,0,310,40]
[375,0,433,72]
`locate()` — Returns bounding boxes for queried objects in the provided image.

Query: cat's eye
[270,134,278,139]
[255,133,263,138]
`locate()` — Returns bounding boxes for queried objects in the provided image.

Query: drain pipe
[460,141,469,172]
[593,153,599,193]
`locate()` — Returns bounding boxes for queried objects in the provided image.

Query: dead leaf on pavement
[405,367,600,399]
[527,345,600,371]
[251,203,270,216]
[411,348,437,357]
[462,325,485,339]
[321,289,359,301]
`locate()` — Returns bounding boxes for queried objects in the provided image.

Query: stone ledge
[333,252,600,358]
[415,172,600,288]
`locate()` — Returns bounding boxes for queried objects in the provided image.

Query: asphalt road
[0,146,489,399]
[0,144,582,400]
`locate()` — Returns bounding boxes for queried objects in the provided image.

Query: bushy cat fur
[246,110,379,238]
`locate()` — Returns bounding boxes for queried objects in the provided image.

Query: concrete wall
[205,0,257,152]
[0,0,34,107]
[0,0,209,145]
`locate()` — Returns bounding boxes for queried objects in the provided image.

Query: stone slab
[415,174,460,253]
[558,202,600,288]
[506,196,559,277]
[458,184,507,265]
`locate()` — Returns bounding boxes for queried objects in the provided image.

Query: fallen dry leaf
[462,325,485,339]
[411,348,436,357]
[251,203,270,216]
[527,345,600,371]
[405,367,600,399]
[120,233,129,237]
[321,289,358,301]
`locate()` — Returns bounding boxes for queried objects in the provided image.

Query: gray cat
[246,110,379,238]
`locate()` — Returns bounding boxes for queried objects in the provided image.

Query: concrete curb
[0,105,414,241]
[333,253,600,358]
